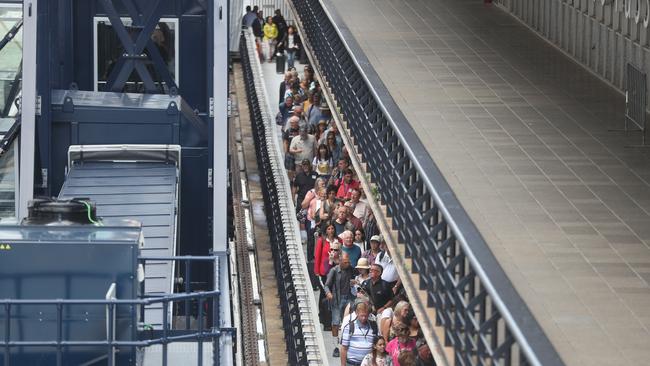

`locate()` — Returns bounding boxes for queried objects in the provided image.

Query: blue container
[0,225,141,365]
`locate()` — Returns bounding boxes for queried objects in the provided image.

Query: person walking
[262,16,278,62]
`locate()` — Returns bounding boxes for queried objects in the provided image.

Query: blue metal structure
[0,225,142,365]
[0,0,233,364]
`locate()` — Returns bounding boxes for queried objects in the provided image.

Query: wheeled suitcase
[276,53,286,74]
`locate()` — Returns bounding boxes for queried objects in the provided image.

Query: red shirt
[335,178,360,200]
[314,237,335,276]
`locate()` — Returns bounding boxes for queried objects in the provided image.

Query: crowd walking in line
[244,7,437,366]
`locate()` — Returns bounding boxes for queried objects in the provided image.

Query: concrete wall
[495,0,650,106]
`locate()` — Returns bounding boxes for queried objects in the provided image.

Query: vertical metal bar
[185,259,191,329]
[4,304,10,366]
[56,303,63,366]
[107,303,114,366]
[162,300,169,366]
[214,290,220,365]
[197,296,204,366]
[19,0,37,219]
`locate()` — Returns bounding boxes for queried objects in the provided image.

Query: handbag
[276,111,285,126]
[296,208,308,224]
[284,153,295,170]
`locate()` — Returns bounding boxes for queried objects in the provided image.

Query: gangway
[59,144,181,329]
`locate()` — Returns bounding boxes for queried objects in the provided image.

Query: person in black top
[251,11,263,39]
[272,9,287,45]
[277,25,302,69]
[362,263,394,315]
[292,159,317,209]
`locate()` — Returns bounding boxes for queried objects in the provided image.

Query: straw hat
[355,257,370,269]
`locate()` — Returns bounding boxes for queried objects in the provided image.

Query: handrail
[289,0,564,365]
[0,291,219,306]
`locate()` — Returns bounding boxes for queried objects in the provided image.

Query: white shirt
[376,251,398,283]
[287,34,295,49]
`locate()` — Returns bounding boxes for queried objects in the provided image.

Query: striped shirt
[340,319,376,363]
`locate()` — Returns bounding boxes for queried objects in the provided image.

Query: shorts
[330,295,351,326]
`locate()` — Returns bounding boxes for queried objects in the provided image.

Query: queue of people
[245,7,436,366]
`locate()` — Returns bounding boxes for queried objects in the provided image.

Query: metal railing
[1,256,228,366]
[624,63,648,145]
[288,0,564,365]
[239,30,327,366]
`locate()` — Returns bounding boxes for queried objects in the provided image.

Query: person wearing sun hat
[351,257,370,297]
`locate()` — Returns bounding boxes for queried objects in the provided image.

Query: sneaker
[332,347,339,358]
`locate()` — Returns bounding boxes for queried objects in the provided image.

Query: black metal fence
[239,33,310,366]
[288,0,564,365]
[625,63,648,144]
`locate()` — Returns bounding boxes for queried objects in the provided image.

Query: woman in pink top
[385,324,416,366]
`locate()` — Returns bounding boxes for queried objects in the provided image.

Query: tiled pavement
[325,0,650,365]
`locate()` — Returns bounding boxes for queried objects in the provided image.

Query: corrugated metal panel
[59,161,179,328]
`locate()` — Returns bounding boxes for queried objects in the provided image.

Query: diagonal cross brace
[99,0,177,93]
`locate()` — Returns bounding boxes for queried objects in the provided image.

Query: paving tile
[329,0,650,364]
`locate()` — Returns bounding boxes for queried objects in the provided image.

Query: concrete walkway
[324,0,650,365]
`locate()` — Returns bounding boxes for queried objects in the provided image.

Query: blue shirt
[342,244,362,268]
[340,319,375,363]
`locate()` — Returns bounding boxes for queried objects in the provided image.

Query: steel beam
[19,0,37,220]
[213,0,233,364]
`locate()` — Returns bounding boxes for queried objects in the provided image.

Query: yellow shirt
[263,23,278,41]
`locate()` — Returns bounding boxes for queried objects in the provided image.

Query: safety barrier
[288,0,565,365]
[2,256,227,366]
[239,30,327,365]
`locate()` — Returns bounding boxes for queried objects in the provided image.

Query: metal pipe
[107,303,114,366]
[185,259,191,330]
[0,19,22,53]
[138,256,219,261]
[56,304,63,366]
[162,301,168,366]
[0,291,219,305]
[198,296,204,366]
[4,304,10,366]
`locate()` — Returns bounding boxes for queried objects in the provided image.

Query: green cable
[81,200,102,226]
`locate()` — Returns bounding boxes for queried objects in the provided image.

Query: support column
[19,0,37,220]
[212,0,233,363]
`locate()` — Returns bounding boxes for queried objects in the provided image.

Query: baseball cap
[370,235,381,242]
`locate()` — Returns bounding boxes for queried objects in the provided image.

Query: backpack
[347,317,378,337]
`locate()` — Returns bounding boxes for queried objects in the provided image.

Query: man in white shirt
[376,240,399,287]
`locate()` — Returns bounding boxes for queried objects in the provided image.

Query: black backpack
[346,316,378,336]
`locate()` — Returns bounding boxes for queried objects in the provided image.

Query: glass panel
[0,139,16,221]
[95,17,178,93]
[0,4,22,117]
